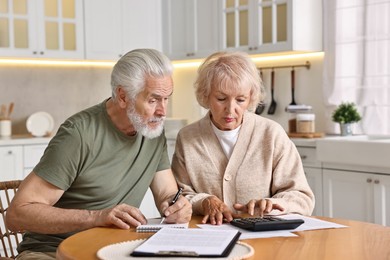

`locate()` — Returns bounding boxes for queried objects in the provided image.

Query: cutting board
[288,132,324,138]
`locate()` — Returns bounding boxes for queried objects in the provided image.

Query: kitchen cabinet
[295,145,323,216]
[219,0,322,54]
[323,169,390,226]
[0,146,23,181]
[0,0,84,59]
[0,137,50,181]
[84,0,162,60]
[162,0,220,60]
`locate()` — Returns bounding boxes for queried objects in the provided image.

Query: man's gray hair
[111,49,173,101]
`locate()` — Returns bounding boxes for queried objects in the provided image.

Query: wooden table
[57,216,390,260]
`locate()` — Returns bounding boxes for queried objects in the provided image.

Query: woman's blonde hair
[194,51,265,111]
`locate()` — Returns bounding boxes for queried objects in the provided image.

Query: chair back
[0,180,22,259]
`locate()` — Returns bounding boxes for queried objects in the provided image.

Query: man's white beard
[127,105,165,139]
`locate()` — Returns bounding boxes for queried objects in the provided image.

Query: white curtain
[323,0,390,135]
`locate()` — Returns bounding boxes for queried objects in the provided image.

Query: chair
[0,180,22,259]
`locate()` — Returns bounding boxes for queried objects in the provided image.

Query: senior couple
[6,49,314,259]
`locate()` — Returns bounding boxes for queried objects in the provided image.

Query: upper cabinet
[220,0,322,54]
[162,0,220,60]
[0,0,84,59]
[84,0,162,61]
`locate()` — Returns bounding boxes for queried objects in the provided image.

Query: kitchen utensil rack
[257,61,310,71]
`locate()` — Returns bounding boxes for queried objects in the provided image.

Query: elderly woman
[171,51,314,225]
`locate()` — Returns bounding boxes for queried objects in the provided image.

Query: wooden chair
[0,180,22,259]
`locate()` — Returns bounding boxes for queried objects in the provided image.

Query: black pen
[170,187,183,205]
[160,187,183,224]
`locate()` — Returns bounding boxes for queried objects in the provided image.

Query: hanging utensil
[255,70,266,115]
[267,69,276,115]
[289,68,297,106]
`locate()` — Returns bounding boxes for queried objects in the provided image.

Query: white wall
[0,63,112,135]
[0,53,325,136]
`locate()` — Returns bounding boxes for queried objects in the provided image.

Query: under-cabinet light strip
[0,52,324,68]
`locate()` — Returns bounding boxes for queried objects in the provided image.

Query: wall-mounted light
[0,58,115,67]
[173,52,324,69]
[0,52,324,68]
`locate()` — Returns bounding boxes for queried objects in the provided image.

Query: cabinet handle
[367,178,372,183]
[8,150,13,155]
[300,155,307,160]
[248,47,253,51]
[40,51,44,55]
[374,179,380,184]
[33,51,37,54]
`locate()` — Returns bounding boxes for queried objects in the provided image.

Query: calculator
[230,216,304,231]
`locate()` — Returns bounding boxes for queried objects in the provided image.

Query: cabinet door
[304,167,323,216]
[220,0,250,52]
[373,175,390,226]
[219,0,321,54]
[323,169,374,223]
[0,0,83,59]
[36,0,84,59]
[121,0,162,53]
[84,0,122,60]
[162,0,219,60]
[0,146,23,181]
[162,0,191,59]
[0,0,37,57]
[23,144,47,177]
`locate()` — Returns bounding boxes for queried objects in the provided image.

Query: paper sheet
[132,228,240,256]
[197,214,347,240]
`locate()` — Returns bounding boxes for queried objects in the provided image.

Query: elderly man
[6,49,192,260]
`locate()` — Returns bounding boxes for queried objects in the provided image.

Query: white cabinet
[162,0,220,60]
[0,138,50,181]
[296,146,323,216]
[219,0,322,54]
[23,144,46,176]
[0,146,23,181]
[84,0,162,60]
[323,169,390,226]
[0,0,84,59]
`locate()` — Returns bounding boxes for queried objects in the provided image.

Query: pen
[160,187,183,224]
[170,187,183,205]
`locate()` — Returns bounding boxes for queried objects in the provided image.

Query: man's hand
[201,196,233,225]
[93,203,147,229]
[160,196,192,224]
[233,199,284,217]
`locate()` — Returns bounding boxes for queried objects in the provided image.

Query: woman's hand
[201,196,233,225]
[233,199,284,217]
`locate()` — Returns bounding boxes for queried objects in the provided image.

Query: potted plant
[332,102,362,136]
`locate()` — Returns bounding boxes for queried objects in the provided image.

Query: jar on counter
[296,113,315,133]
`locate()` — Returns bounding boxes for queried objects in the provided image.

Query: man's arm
[150,169,192,223]
[6,172,147,234]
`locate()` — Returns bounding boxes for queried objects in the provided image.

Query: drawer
[296,147,321,168]
[23,144,47,168]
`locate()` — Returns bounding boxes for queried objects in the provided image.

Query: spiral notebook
[136,218,189,233]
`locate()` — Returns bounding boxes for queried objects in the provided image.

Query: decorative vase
[340,123,353,136]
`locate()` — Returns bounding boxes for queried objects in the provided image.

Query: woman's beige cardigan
[171,111,315,216]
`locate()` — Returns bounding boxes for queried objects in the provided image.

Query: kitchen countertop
[0,135,52,145]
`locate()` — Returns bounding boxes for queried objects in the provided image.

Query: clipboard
[130,228,241,257]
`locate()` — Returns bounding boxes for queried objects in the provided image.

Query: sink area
[316,135,390,168]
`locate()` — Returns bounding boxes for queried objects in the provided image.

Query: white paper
[278,214,348,231]
[197,223,297,240]
[197,214,347,239]
[133,228,240,255]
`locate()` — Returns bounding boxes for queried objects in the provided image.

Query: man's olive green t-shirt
[18,100,170,253]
